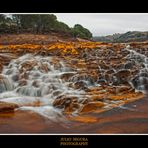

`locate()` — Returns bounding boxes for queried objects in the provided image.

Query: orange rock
[0,101,18,113]
[91,95,105,101]
[69,115,98,123]
[53,95,79,113]
[80,102,104,113]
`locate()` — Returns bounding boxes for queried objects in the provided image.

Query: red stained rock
[53,95,79,113]
[80,102,104,113]
[0,101,18,113]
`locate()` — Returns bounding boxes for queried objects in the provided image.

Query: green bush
[71,24,92,39]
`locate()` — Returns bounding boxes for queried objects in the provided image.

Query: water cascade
[0,54,85,120]
[125,45,148,93]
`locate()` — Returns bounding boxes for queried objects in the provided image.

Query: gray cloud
[54,13,148,36]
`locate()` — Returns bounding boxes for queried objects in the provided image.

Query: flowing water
[125,45,148,93]
[0,54,85,121]
[0,45,147,123]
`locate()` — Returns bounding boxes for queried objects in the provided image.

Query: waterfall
[0,54,84,119]
[0,74,14,93]
[0,45,147,121]
[125,45,148,93]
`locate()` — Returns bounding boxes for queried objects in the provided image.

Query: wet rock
[91,95,105,101]
[131,75,139,89]
[79,98,90,104]
[115,85,132,94]
[53,95,79,113]
[20,72,29,79]
[64,103,80,113]
[79,102,104,113]
[113,70,131,85]
[52,90,62,97]
[69,73,95,85]
[0,101,18,113]
[11,74,20,82]
[39,63,49,73]
[72,81,88,90]
[124,61,134,69]
[32,80,40,88]
[60,72,75,81]
[99,61,110,70]
[97,79,107,86]
[18,79,27,86]
[115,63,125,70]
[139,72,148,77]
[106,69,116,75]
[51,61,63,70]
[131,69,140,76]
[70,59,78,65]
[20,60,38,71]
[86,62,98,69]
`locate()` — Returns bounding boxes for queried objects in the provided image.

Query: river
[0,45,147,133]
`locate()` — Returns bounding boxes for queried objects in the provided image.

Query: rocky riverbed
[0,41,147,133]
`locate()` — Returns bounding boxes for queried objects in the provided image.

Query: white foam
[0,54,87,120]
[18,106,65,122]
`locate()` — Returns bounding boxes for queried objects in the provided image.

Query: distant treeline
[0,14,92,39]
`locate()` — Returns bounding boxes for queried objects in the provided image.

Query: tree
[0,14,93,38]
[71,24,92,39]
[0,14,6,24]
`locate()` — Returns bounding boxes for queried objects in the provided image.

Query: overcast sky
[53,13,148,36]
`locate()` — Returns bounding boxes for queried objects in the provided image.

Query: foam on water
[18,106,65,122]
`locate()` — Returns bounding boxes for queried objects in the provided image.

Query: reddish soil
[0,34,77,45]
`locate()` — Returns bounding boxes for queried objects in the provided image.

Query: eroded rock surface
[0,41,147,119]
